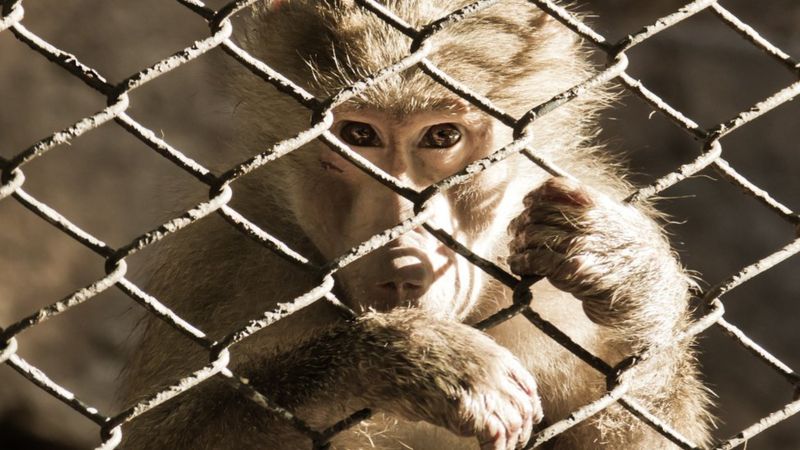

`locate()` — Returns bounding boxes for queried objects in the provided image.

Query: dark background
[0,0,797,448]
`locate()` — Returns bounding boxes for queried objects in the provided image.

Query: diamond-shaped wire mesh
[0,0,798,449]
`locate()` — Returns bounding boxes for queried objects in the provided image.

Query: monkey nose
[374,264,433,307]
[368,249,434,309]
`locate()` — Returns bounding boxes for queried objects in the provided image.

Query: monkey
[118,1,714,449]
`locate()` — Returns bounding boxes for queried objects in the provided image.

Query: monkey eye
[339,121,382,147]
[420,123,462,149]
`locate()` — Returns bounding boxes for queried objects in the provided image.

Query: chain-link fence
[1,0,798,448]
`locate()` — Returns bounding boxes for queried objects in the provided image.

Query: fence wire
[1,0,798,449]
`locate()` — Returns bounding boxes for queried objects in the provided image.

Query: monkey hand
[508,177,685,328]
[358,310,543,450]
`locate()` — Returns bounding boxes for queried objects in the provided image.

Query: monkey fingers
[510,370,540,445]
[470,374,539,450]
[507,210,596,281]
[438,366,539,449]
[508,197,587,235]
[444,349,541,450]
[508,177,669,322]
[508,178,603,249]
[508,223,576,256]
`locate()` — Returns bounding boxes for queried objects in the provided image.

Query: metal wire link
[0,0,797,449]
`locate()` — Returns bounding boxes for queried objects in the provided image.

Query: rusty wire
[0,0,798,449]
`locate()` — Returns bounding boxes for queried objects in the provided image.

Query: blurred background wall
[0,0,797,448]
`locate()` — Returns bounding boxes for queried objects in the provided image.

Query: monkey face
[231,1,595,322]
[284,104,516,319]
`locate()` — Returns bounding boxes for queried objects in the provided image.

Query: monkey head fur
[228,0,612,321]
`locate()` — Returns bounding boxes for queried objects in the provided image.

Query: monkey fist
[508,177,673,327]
[440,338,543,450]
[360,311,543,450]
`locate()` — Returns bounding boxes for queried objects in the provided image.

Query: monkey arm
[239,309,543,450]
[121,309,540,449]
[506,177,714,447]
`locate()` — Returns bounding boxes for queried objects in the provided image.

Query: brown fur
[119,1,713,449]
